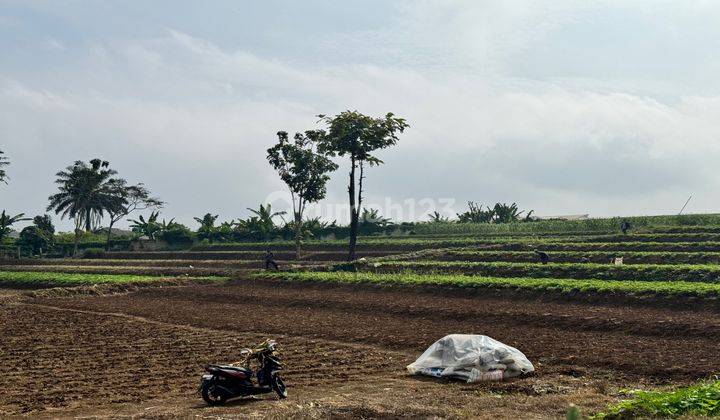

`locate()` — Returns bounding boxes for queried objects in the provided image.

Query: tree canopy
[316,111,408,260]
[267,130,338,257]
[0,150,9,185]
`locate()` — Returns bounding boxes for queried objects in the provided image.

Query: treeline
[1,111,412,261]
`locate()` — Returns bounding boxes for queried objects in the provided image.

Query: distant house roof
[532,214,590,221]
[95,227,134,236]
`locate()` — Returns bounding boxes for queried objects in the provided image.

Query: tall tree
[0,150,9,184]
[317,111,408,261]
[105,181,163,250]
[18,215,55,256]
[267,130,338,258]
[47,159,125,255]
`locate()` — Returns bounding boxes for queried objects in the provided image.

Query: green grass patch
[0,271,226,288]
[256,271,720,297]
[594,379,720,419]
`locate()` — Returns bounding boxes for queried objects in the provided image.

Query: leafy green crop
[356,260,720,283]
[413,214,720,235]
[256,271,720,297]
[0,271,226,287]
[384,249,720,265]
[594,379,720,418]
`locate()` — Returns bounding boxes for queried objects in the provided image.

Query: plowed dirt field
[2,279,719,418]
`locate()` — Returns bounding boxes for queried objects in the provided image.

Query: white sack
[407,334,534,383]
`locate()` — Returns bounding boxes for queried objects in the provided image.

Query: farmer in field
[620,220,631,234]
[265,249,279,271]
[534,250,550,265]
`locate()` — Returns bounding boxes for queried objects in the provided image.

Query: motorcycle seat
[210,364,251,373]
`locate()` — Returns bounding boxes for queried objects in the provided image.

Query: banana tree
[493,202,532,223]
[194,213,219,242]
[244,204,286,241]
[0,210,31,244]
[128,210,162,241]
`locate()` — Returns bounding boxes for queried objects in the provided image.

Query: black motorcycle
[199,339,287,405]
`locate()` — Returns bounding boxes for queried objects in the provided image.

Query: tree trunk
[294,211,302,260]
[348,157,358,261]
[73,228,80,257]
[85,208,92,232]
[106,219,114,251]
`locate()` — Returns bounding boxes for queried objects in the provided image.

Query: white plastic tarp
[407,334,534,383]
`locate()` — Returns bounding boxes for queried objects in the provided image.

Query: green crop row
[411,214,720,235]
[256,271,720,297]
[352,260,720,283]
[559,233,720,243]
[388,250,720,265]
[0,271,226,288]
[593,379,720,419]
[189,237,535,251]
[95,250,364,260]
[480,241,720,252]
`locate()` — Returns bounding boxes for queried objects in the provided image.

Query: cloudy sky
[2,0,720,230]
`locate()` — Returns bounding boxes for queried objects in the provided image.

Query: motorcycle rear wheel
[272,374,288,399]
[202,383,228,406]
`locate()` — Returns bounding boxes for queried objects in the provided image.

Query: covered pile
[407,334,534,383]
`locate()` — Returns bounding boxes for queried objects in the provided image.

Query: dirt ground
[2,279,720,418]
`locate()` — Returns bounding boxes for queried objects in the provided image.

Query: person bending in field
[534,250,550,265]
[620,220,631,234]
[265,250,279,271]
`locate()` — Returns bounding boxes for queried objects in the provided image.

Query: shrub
[157,223,194,245]
[82,248,106,259]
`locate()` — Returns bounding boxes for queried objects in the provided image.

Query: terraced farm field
[2,224,720,418]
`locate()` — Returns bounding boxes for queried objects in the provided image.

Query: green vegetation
[484,241,720,253]
[564,233,720,243]
[0,270,226,288]
[414,214,720,235]
[257,271,720,297]
[357,260,720,283]
[47,159,126,255]
[105,181,163,249]
[399,249,720,265]
[315,111,409,261]
[268,129,339,259]
[0,149,9,184]
[457,202,533,223]
[594,379,720,419]
[0,210,30,243]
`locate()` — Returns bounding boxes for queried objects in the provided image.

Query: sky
[2,0,720,231]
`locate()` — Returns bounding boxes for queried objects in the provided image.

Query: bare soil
[1,279,718,418]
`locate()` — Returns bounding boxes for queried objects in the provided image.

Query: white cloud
[2,2,720,230]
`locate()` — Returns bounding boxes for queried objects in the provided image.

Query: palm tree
[47,159,126,255]
[0,150,9,184]
[0,210,31,243]
[194,213,219,242]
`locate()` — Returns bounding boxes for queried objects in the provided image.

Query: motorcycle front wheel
[202,383,228,406]
[272,374,288,399]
